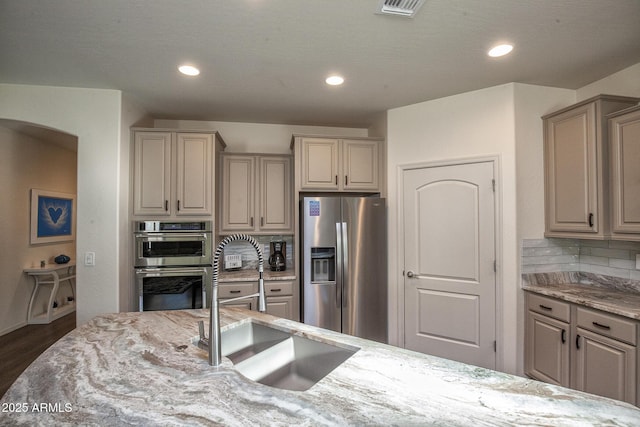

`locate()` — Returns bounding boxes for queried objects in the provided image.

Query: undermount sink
[221,321,358,391]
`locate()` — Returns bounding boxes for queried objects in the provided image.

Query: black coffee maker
[268,240,286,271]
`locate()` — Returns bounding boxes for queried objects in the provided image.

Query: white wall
[0,84,123,326]
[0,126,77,334]
[387,83,580,374]
[154,119,368,153]
[387,84,518,372]
[576,63,640,100]
[119,95,153,312]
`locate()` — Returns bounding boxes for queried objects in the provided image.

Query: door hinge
[492,179,495,192]
[493,340,497,352]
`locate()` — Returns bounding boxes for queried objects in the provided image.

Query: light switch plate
[84,251,95,266]
[224,254,242,270]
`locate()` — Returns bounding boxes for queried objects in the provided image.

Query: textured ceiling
[1,0,639,128]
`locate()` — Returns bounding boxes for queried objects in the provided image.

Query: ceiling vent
[376,0,426,18]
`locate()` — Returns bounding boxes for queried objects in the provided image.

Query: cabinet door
[544,102,599,234]
[220,156,256,231]
[259,156,292,232]
[133,131,172,216]
[176,133,213,216]
[300,138,339,190]
[574,328,636,404]
[525,311,570,387]
[266,295,294,319]
[610,107,640,236]
[342,139,379,191]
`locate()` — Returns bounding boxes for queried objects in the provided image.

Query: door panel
[404,161,496,369]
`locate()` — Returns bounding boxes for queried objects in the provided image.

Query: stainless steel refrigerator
[301,196,387,343]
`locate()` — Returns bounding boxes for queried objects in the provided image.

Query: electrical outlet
[636,254,640,270]
[85,252,95,266]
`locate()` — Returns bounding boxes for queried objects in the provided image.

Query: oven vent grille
[376,0,426,18]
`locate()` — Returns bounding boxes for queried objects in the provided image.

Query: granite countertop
[522,272,640,320]
[2,309,640,426]
[219,269,296,282]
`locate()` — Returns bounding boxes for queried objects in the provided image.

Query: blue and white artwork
[30,189,76,244]
[38,196,72,237]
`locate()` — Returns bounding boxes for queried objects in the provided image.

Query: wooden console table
[24,262,76,324]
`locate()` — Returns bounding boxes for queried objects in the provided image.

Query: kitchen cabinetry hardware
[293,136,383,192]
[132,129,224,217]
[270,288,282,292]
[608,104,640,240]
[219,154,292,234]
[526,292,637,405]
[543,95,639,239]
[539,304,552,311]
[230,290,241,294]
[593,321,611,330]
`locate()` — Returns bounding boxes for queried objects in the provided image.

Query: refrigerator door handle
[341,221,348,308]
[336,222,344,309]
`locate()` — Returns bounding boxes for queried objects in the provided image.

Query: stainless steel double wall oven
[134,221,212,311]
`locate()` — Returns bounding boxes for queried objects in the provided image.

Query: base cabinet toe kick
[525,291,638,406]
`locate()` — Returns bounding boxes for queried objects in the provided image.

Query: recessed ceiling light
[488,44,513,58]
[326,75,345,86]
[178,65,200,76]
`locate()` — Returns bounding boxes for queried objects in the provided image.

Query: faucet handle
[198,321,209,347]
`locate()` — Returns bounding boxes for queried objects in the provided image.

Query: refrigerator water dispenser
[310,248,335,282]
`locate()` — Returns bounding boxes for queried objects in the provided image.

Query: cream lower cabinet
[219,153,292,234]
[525,292,638,405]
[218,280,296,321]
[292,136,383,192]
[133,129,224,217]
[265,281,295,320]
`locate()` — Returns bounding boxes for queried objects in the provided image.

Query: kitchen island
[2,308,639,426]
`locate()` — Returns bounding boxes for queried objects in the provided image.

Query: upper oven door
[134,232,212,267]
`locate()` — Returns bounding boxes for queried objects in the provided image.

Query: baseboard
[0,321,28,337]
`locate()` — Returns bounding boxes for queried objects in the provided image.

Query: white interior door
[403,160,496,369]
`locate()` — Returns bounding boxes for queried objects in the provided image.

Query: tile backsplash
[221,235,293,270]
[522,238,640,281]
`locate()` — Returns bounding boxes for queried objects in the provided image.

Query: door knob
[406,271,415,278]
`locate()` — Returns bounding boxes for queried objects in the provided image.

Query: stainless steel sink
[221,321,358,391]
[221,322,290,364]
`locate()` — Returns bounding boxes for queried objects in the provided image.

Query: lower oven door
[135,267,211,311]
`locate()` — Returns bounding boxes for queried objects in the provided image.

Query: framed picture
[30,189,76,244]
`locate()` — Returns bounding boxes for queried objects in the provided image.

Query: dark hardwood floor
[0,313,76,398]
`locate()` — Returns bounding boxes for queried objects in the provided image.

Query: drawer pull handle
[539,304,552,311]
[271,288,282,292]
[561,329,566,344]
[576,334,581,349]
[592,321,611,330]
[230,290,241,294]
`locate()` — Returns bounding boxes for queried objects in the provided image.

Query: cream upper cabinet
[132,129,224,218]
[219,153,292,234]
[609,105,640,240]
[542,95,639,239]
[133,131,172,216]
[293,136,383,192]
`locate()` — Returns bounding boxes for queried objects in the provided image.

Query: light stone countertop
[2,308,640,426]
[522,272,640,320]
[219,269,296,282]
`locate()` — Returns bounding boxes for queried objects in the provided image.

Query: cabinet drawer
[527,293,570,322]
[265,280,294,296]
[576,307,637,345]
[218,282,257,298]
